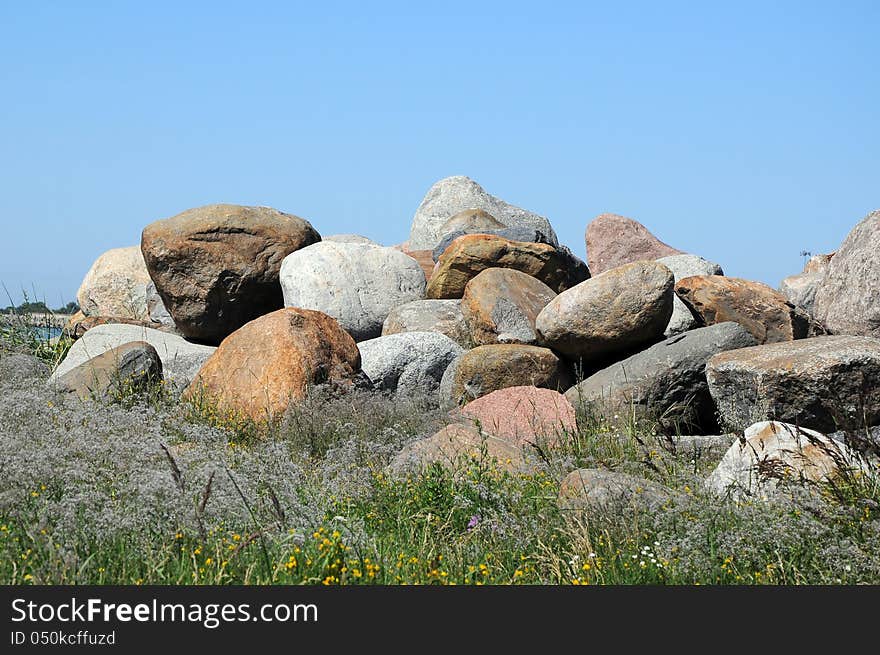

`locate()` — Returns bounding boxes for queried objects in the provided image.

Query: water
[35,326,63,340]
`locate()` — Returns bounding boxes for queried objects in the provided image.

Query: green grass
[2,318,879,585]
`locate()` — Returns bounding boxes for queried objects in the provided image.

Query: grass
[1,315,879,585]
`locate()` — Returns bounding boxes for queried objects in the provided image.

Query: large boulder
[706,335,880,432]
[586,213,683,275]
[656,254,723,336]
[280,241,426,341]
[77,246,153,320]
[559,469,673,513]
[183,308,361,421]
[388,424,528,476]
[705,421,865,498]
[814,210,880,337]
[565,323,758,433]
[53,341,162,399]
[382,299,471,347]
[459,386,576,446]
[50,324,215,389]
[358,332,463,396]
[426,234,583,299]
[141,204,320,344]
[461,268,556,345]
[446,344,574,404]
[535,261,674,363]
[409,175,558,251]
[675,275,811,344]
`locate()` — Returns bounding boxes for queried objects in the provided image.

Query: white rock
[280,241,426,341]
[76,246,153,319]
[705,421,866,498]
[50,324,215,389]
[408,176,558,251]
[358,331,463,395]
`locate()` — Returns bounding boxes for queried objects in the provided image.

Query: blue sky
[1,1,878,307]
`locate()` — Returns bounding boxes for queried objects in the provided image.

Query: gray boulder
[50,324,215,389]
[409,176,558,251]
[706,335,880,432]
[814,210,880,336]
[358,331,463,396]
[656,254,723,336]
[382,299,471,348]
[53,341,163,399]
[566,322,757,433]
[280,241,426,341]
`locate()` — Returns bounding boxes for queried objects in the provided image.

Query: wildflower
[466,515,480,530]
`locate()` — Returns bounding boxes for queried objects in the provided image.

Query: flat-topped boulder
[706,335,880,432]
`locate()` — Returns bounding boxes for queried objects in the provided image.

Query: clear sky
[1,1,878,307]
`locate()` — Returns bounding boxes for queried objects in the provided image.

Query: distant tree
[15,301,50,314]
[53,301,80,314]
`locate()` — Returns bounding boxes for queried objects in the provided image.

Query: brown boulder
[183,308,360,421]
[459,386,576,446]
[449,344,573,404]
[461,268,556,345]
[676,275,810,344]
[141,204,320,344]
[535,261,674,362]
[426,234,579,298]
[585,213,683,275]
